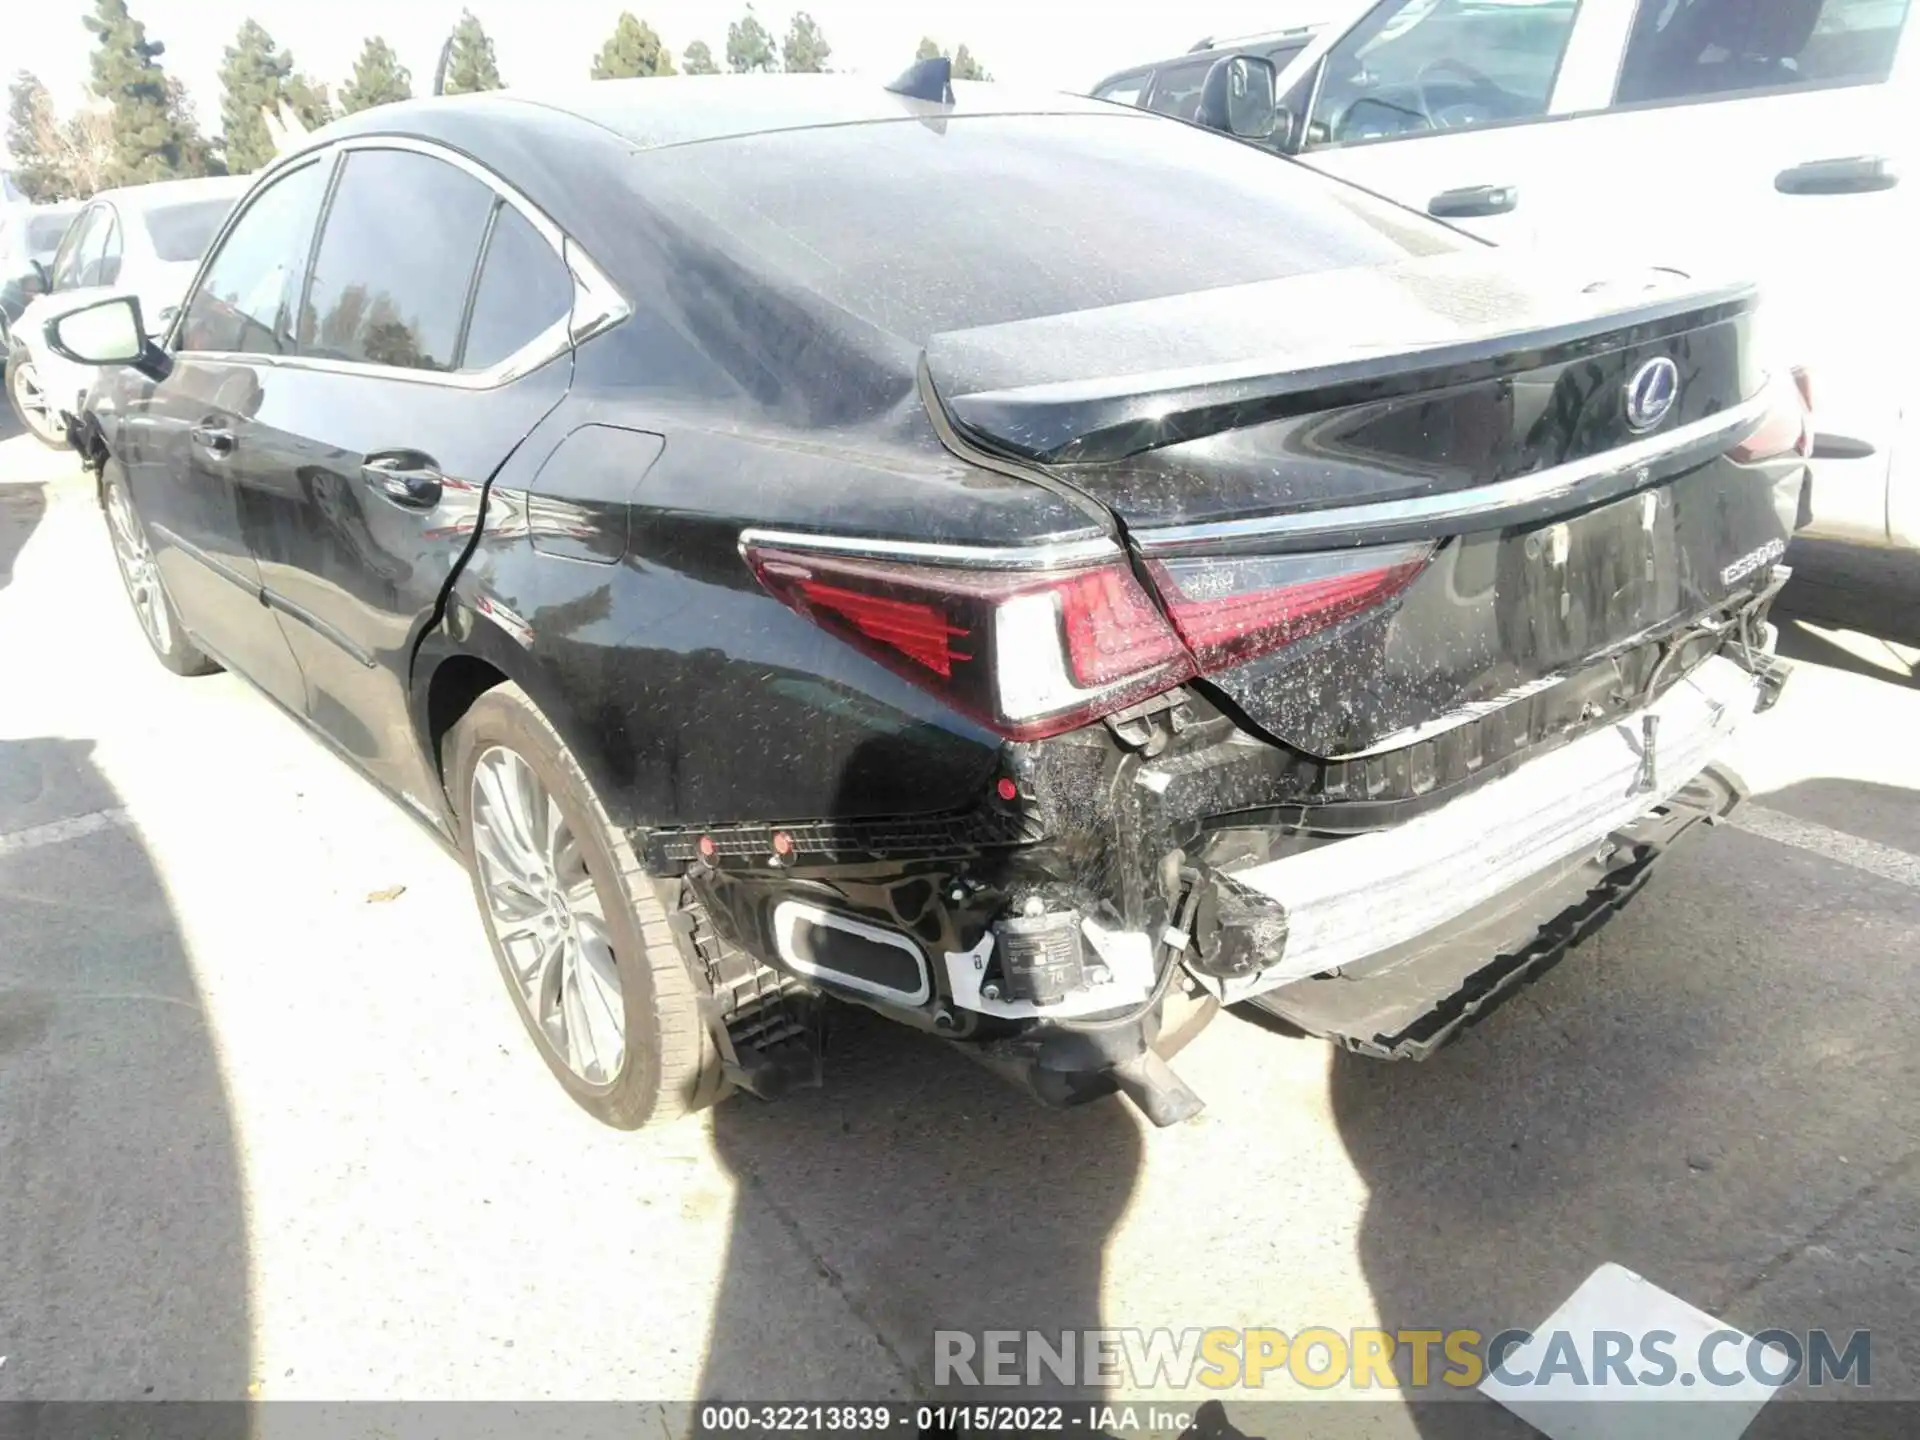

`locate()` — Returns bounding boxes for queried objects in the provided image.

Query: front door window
[1305,0,1582,147]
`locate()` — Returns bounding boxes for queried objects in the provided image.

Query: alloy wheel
[469,745,627,1085]
[10,360,62,444]
[105,482,174,655]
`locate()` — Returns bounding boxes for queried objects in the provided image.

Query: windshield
[639,112,1463,345]
[144,198,237,264]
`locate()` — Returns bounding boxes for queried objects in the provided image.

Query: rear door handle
[362,452,445,509]
[1428,183,1519,218]
[1775,155,1897,195]
[190,422,235,458]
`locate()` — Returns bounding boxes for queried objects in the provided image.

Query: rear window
[144,198,238,263]
[637,112,1462,344]
[28,214,74,255]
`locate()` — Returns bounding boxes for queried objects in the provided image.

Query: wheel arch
[411,601,618,831]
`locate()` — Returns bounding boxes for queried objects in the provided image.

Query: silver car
[6,173,249,447]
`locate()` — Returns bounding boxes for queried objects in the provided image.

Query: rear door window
[1306,0,1582,146]
[459,203,574,372]
[178,161,329,356]
[1615,0,1911,103]
[300,149,496,373]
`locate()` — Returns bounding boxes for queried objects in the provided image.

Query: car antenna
[885,55,953,104]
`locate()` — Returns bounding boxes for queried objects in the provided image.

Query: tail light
[743,544,1194,741]
[746,537,1435,740]
[1730,366,1814,463]
[1146,544,1433,671]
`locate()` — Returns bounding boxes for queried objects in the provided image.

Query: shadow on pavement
[1333,778,1920,1435]
[697,727,1147,1408]
[0,737,250,1427]
[0,480,45,593]
[1773,538,1920,689]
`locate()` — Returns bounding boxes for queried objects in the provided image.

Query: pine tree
[167,75,220,176]
[780,12,830,73]
[681,40,719,75]
[912,38,992,81]
[725,7,779,72]
[6,72,70,201]
[285,73,334,129]
[592,13,675,79]
[952,45,992,82]
[83,0,197,186]
[219,19,330,173]
[341,37,412,113]
[443,10,504,94]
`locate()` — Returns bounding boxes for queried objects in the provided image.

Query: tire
[7,353,68,449]
[101,462,220,676]
[448,681,728,1128]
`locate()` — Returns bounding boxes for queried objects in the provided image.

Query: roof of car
[91,172,252,211]
[318,73,1127,155]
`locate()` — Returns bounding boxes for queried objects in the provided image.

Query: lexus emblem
[1624,356,1679,432]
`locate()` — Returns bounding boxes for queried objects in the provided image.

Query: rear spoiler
[922,258,1758,466]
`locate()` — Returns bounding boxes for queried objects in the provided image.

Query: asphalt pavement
[2,413,1916,1437]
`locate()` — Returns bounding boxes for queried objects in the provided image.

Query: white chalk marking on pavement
[1482,1261,1785,1440]
[1731,805,1920,891]
[0,807,131,859]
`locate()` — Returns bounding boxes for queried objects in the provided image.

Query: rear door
[1286,0,1594,241]
[237,141,579,816]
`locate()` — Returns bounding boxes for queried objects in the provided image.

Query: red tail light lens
[1146,544,1433,671]
[1730,367,1813,463]
[744,544,1194,740]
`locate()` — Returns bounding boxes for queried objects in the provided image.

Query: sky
[8,0,1348,160]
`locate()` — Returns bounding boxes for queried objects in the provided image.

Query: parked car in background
[1166,0,1915,550]
[56,73,1805,1130]
[1091,24,1322,124]
[6,174,248,447]
[0,200,83,347]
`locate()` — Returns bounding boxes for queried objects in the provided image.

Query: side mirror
[1195,54,1279,140]
[43,294,170,379]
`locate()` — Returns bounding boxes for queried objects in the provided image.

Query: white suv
[1238,0,1914,549]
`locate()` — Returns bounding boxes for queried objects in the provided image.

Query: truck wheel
[448,681,728,1128]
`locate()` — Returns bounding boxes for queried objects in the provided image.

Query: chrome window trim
[738,526,1122,571]
[173,134,629,389]
[1131,394,1772,554]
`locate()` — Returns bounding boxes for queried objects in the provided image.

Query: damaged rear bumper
[1213,652,1764,1002]
[652,616,1787,1125]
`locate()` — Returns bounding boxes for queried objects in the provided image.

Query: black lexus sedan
[51,67,1810,1129]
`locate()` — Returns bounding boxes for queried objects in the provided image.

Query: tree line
[7,0,995,203]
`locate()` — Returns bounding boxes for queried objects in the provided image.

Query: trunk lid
[923,253,1802,759]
